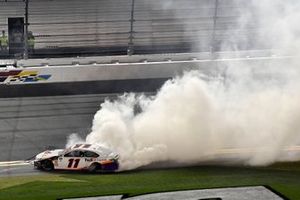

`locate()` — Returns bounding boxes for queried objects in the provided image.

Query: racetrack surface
[0,162,40,177]
[0,93,127,162]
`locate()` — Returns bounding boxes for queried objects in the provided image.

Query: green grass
[1,162,300,200]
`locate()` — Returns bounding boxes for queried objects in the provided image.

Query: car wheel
[41,159,54,171]
[88,163,101,172]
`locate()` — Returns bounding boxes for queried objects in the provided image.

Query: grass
[1,161,300,200]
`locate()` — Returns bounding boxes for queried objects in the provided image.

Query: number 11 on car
[68,158,80,168]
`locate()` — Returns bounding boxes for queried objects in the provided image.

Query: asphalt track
[0,161,38,177]
[0,93,128,176]
[0,93,127,162]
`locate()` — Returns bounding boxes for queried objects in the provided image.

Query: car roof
[68,143,113,155]
[70,143,93,150]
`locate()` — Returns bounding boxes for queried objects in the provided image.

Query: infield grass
[1,161,300,200]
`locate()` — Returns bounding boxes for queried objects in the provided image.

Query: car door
[57,150,85,170]
[82,150,99,168]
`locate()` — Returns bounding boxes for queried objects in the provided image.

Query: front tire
[88,163,101,172]
[41,159,54,171]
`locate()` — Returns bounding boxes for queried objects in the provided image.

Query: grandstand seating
[0,0,259,57]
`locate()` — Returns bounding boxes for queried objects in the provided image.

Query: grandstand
[0,0,261,58]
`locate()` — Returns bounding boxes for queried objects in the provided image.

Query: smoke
[81,70,300,170]
[65,133,85,148]
[66,0,300,170]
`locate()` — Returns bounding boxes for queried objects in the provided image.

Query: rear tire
[41,159,54,171]
[88,163,101,172]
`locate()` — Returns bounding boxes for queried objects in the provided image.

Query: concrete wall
[1,50,281,86]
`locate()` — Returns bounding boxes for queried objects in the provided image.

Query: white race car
[34,143,119,172]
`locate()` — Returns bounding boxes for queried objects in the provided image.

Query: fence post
[23,0,29,59]
[128,0,135,56]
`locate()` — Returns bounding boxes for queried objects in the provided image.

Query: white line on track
[0,167,23,173]
[0,160,30,167]
[215,146,300,155]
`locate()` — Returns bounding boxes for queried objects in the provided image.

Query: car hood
[35,149,64,160]
[96,146,119,160]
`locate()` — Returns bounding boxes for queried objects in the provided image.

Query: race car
[33,143,119,172]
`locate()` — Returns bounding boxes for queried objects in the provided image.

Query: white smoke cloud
[65,133,85,148]
[67,0,300,170]
[82,69,300,170]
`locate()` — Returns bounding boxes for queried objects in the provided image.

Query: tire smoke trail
[83,68,300,170]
